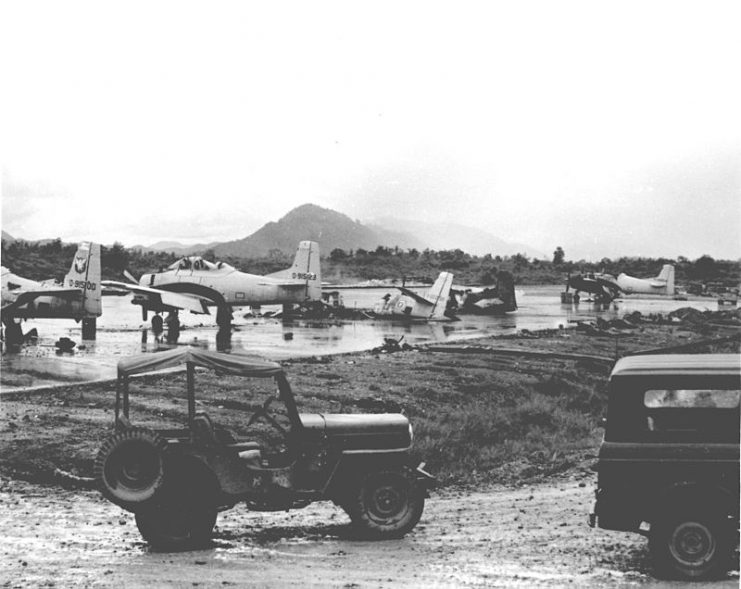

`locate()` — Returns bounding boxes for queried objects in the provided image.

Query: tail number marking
[293,272,317,280]
[69,280,97,290]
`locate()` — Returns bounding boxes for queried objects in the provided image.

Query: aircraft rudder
[429,271,454,319]
[660,264,675,294]
[64,241,102,316]
[292,241,321,300]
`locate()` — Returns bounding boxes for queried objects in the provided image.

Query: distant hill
[212,204,426,258]
[132,240,221,255]
[369,217,546,259]
[139,204,543,260]
[1,230,15,243]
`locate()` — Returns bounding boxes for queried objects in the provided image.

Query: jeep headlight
[408,422,414,446]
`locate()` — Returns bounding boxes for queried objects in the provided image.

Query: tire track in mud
[2,476,737,588]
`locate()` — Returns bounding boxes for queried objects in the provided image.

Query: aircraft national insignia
[74,256,88,274]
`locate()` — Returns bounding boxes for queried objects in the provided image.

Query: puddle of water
[1,286,719,391]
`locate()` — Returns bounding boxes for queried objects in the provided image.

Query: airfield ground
[0,310,739,587]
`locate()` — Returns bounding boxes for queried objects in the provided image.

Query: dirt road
[2,476,737,588]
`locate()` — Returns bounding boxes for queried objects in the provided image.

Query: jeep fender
[324,451,431,501]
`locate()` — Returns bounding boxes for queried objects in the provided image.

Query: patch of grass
[409,363,606,485]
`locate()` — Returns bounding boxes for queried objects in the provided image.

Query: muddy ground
[0,474,709,589]
[1,315,739,587]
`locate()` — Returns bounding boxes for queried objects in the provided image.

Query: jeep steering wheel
[246,396,287,436]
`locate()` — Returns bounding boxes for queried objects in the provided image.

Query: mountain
[133,240,221,255]
[1,230,15,243]
[140,204,543,260]
[368,217,546,259]
[212,204,426,258]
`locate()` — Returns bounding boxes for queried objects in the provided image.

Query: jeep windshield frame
[114,347,302,431]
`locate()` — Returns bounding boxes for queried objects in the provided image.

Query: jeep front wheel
[349,468,424,539]
[649,510,733,580]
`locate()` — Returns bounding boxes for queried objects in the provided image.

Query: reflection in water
[216,326,232,352]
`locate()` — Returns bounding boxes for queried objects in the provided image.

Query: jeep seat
[192,412,261,453]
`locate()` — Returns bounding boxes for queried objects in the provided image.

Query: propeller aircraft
[617,264,675,296]
[1,241,102,346]
[103,241,322,329]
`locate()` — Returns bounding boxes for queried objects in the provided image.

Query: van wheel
[94,428,167,510]
[649,509,733,580]
[349,467,424,539]
[135,498,217,551]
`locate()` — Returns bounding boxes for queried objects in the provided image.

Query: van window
[644,389,740,409]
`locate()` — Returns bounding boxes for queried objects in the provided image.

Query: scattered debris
[372,336,413,354]
[54,337,76,354]
[574,308,741,336]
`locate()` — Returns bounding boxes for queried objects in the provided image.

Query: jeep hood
[300,413,412,451]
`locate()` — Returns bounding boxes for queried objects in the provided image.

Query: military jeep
[95,348,433,549]
[590,353,740,579]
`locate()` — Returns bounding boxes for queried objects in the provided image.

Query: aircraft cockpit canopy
[168,257,234,272]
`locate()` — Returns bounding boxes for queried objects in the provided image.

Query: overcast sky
[2,1,739,260]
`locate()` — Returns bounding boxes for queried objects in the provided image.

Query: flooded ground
[1,286,721,391]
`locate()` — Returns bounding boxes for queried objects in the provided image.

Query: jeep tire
[135,459,219,550]
[94,428,167,510]
[135,500,217,551]
[649,508,734,580]
[348,467,424,539]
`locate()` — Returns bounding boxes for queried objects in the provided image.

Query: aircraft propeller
[123,269,139,284]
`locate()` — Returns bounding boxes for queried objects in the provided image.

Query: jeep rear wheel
[94,428,167,510]
[135,500,217,551]
[349,467,424,539]
[649,510,733,580]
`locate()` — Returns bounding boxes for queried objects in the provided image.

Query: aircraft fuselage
[1,268,97,320]
[141,267,313,307]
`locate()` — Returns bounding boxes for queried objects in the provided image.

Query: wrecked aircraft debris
[449,271,517,314]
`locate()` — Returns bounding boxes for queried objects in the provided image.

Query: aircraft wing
[101,281,210,314]
[2,288,82,312]
[397,287,433,306]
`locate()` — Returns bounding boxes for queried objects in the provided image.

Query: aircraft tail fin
[657,264,675,294]
[268,241,322,301]
[426,271,454,319]
[64,242,102,316]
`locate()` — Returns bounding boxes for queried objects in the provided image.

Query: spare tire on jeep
[94,428,168,510]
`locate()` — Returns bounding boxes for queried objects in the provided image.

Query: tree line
[2,238,738,288]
